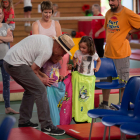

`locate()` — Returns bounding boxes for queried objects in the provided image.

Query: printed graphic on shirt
[50,66,59,82]
[107,16,120,33]
[78,56,92,75]
[79,86,89,102]
[0,30,7,36]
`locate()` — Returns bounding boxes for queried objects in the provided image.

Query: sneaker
[41,124,65,135]
[97,103,111,110]
[18,121,38,128]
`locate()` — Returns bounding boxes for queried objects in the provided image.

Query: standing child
[0,4,19,114]
[40,54,65,126]
[72,36,101,123]
[14,0,32,26]
[1,0,15,31]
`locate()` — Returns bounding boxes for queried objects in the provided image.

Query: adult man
[3,34,75,135]
[98,0,140,109]
[90,4,105,57]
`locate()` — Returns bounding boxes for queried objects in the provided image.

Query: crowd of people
[1,0,140,136]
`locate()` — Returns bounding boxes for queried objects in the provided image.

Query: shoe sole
[18,126,38,129]
[42,131,65,136]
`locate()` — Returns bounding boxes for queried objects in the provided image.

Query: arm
[126,28,140,40]
[94,57,101,72]
[0,28,13,42]
[73,56,77,68]
[31,63,55,86]
[6,14,13,24]
[95,26,105,38]
[55,11,60,17]
[14,0,23,7]
[32,22,39,34]
[55,21,62,37]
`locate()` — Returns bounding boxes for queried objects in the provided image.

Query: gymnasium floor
[0,59,140,139]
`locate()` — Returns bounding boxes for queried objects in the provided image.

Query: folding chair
[0,116,16,140]
[88,76,140,140]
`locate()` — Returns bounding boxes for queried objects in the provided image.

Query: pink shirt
[36,20,56,37]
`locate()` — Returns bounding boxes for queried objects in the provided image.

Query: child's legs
[0,60,10,108]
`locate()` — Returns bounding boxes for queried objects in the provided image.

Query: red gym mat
[8,127,57,140]
[58,122,136,140]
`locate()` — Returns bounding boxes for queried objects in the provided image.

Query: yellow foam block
[70,38,81,59]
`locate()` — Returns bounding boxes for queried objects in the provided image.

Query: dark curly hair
[79,36,95,55]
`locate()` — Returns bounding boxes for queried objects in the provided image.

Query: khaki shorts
[112,56,130,84]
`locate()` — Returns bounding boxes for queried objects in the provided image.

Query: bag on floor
[72,71,96,123]
[47,82,65,126]
[60,73,72,125]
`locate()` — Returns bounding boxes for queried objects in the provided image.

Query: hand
[59,75,65,81]
[73,62,78,68]
[0,40,3,44]
[95,31,100,38]
[93,68,99,72]
[126,33,131,41]
[43,77,55,87]
[67,64,72,70]
[7,30,12,37]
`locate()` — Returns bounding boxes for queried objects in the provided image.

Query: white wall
[122,0,133,10]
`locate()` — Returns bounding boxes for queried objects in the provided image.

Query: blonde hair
[41,0,53,13]
[1,0,14,11]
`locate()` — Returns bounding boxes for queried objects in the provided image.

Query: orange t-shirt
[104,7,140,59]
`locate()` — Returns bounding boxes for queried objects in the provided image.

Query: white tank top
[36,20,57,37]
[24,0,32,7]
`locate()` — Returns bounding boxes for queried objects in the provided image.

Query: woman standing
[32,1,61,37]
[32,1,69,77]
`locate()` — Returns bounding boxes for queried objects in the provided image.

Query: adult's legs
[0,60,19,114]
[94,38,104,57]
[4,61,52,129]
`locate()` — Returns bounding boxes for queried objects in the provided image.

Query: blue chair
[102,82,140,140]
[95,58,125,90]
[0,116,16,140]
[88,76,140,140]
[120,122,140,137]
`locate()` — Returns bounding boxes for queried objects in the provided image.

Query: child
[72,36,101,123]
[0,4,19,114]
[14,0,32,26]
[41,54,64,87]
[1,0,15,31]
[73,36,101,75]
[40,54,65,126]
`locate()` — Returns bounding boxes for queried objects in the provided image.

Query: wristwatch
[128,32,131,35]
